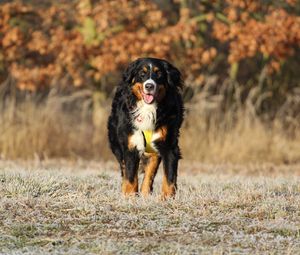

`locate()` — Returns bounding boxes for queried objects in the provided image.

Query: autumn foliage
[0,0,298,89]
[0,0,300,121]
[0,1,195,91]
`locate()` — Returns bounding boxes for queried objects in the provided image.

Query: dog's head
[123,58,182,104]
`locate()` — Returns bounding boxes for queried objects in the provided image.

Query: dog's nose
[145,83,154,90]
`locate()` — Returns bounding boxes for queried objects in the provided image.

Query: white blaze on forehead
[149,63,153,78]
[143,64,155,87]
[141,63,157,104]
[142,64,157,90]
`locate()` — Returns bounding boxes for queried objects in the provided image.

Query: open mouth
[141,79,157,104]
[142,91,155,104]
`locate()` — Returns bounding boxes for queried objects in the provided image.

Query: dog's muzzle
[142,79,157,104]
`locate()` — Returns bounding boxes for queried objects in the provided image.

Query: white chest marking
[131,101,157,131]
[130,100,160,154]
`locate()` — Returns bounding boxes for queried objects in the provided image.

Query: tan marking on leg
[152,126,168,142]
[128,134,135,151]
[132,82,143,100]
[122,175,138,196]
[156,85,166,102]
[161,174,176,200]
[158,126,167,141]
[141,154,160,197]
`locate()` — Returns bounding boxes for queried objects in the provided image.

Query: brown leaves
[0,1,198,90]
[213,3,300,70]
[0,1,299,90]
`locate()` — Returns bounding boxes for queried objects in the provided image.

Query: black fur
[107,57,184,193]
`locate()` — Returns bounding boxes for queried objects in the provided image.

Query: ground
[0,160,299,255]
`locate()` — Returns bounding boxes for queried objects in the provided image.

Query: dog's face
[133,61,165,104]
[124,58,182,105]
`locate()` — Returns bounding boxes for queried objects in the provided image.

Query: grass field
[0,160,300,254]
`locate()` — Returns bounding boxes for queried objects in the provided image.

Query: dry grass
[1,96,300,164]
[0,160,299,254]
[0,75,300,164]
[181,113,300,164]
[0,95,110,160]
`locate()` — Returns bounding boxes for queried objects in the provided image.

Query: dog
[107,58,184,199]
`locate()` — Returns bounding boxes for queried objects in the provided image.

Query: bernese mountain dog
[108,57,184,199]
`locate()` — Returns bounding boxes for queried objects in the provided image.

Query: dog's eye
[156,71,162,77]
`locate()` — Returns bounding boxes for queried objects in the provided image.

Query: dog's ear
[123,58,141,84]
[163,60,183,91]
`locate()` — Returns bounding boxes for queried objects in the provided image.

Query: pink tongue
[144,94,154,104]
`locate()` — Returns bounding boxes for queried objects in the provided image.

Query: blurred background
[0,0,299,163]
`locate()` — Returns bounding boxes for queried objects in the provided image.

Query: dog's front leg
[161,148,180,199]
[141,153,161,197]
[122,150,140,196]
